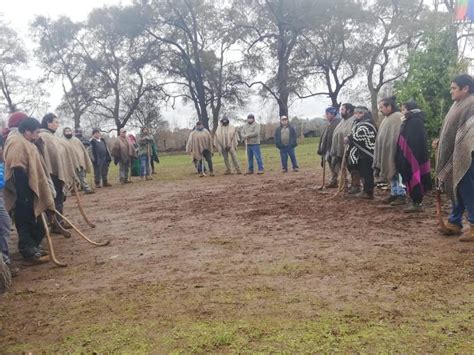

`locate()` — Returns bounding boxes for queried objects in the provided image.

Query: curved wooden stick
[41,213,67,267]
[72,183,96,228]
[52,215,72,238]
[54,210,110,247]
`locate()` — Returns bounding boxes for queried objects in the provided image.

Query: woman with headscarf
[395,101,432,213]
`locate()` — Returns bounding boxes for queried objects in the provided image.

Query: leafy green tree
[394,29,463,139]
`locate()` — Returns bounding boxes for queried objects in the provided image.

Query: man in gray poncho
[373,96,405,205]
[330,103,357,192]
[318,107,341,187]
[436,74,474,242]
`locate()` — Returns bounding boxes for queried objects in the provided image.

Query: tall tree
[299,0,368,108]
[32,16,95,129]
[237,0,319,117]
[81,5,162,133]
[364,0,426,123]
[0,18,46,115]
[139,0,246,131]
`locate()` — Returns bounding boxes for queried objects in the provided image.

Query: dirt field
[1,168,473,352]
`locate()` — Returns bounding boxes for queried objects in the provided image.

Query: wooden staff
[318,158,326,190]
[72,183,96,228]
[433,145,447,229]
[52,215,72,238]
[328,146,348,199]
[54,210,110,247]
[41,213,67,267]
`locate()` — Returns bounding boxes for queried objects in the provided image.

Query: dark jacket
[90,138,111,165]
[274,125,298,149]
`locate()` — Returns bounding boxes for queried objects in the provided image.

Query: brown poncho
[38,129,76,186]
[330,116,355,159]
[63,136,93,173]
[186,129,213,160]
[373,111,403,180]
[436,95,474,201]
[4,132,55,216]
[214,124,239,153]
[111,136,137,163]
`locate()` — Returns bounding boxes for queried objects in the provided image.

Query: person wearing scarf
[347,106,378,199]
[374,96,406,206]
[436,74,474,242]
[395,101,432,213]
[318,107,341,187]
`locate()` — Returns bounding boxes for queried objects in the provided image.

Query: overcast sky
[1,0,331,129]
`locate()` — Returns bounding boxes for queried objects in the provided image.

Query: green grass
[103,137,320,184]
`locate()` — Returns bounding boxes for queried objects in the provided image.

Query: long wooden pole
[72,183,96,228]
[55,210,110,247]
[41,213,67,267]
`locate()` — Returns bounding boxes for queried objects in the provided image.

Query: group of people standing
[317,74,474,243]
[186,113,299,177]
[1,74,473,294]
[0,112,159,292]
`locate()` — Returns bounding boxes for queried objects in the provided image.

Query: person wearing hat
[186,121,214,177]
[89,128,112,187]
[111,128,137,184]
[318,107,341,187]
[241,113,264,175]
[214,116,241,175]
[274,115,299,172]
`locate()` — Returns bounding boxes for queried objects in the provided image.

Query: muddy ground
[1,169,473,352]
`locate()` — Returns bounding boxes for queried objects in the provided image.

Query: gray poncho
[373,111,403,180]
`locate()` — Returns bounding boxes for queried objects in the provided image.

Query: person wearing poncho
[374,97,406,206]
[436,74,474,242]
[186,121,214,177]
[4,118,54,264]
[63,127,94,193]
[214,116,241,175]
[347,106,377,199]
[395,101,432,213]
[318,107,341,187]
[137,127,156,180]
[112,128,137,184]
[330,103,358,192]
[38,113,77,229]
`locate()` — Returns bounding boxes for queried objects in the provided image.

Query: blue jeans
[279,146,298,171]
[449,160,474,227]
[0,195,11,265]
[247,144,264,172]
[139,155,151,177]
[391,174,406,196]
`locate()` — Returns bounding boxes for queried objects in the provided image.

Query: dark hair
[92,128,100,135]
[402,100,419,111]
[63,127,72,134]
[452,74,474,93]
[41,113,58,128]
[380,96,399,112]
[19,118,41,134]
[247,113,255,119]
[196,121,203,126]
[341,103,355,115]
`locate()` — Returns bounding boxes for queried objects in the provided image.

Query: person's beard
[65,134,73,139]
